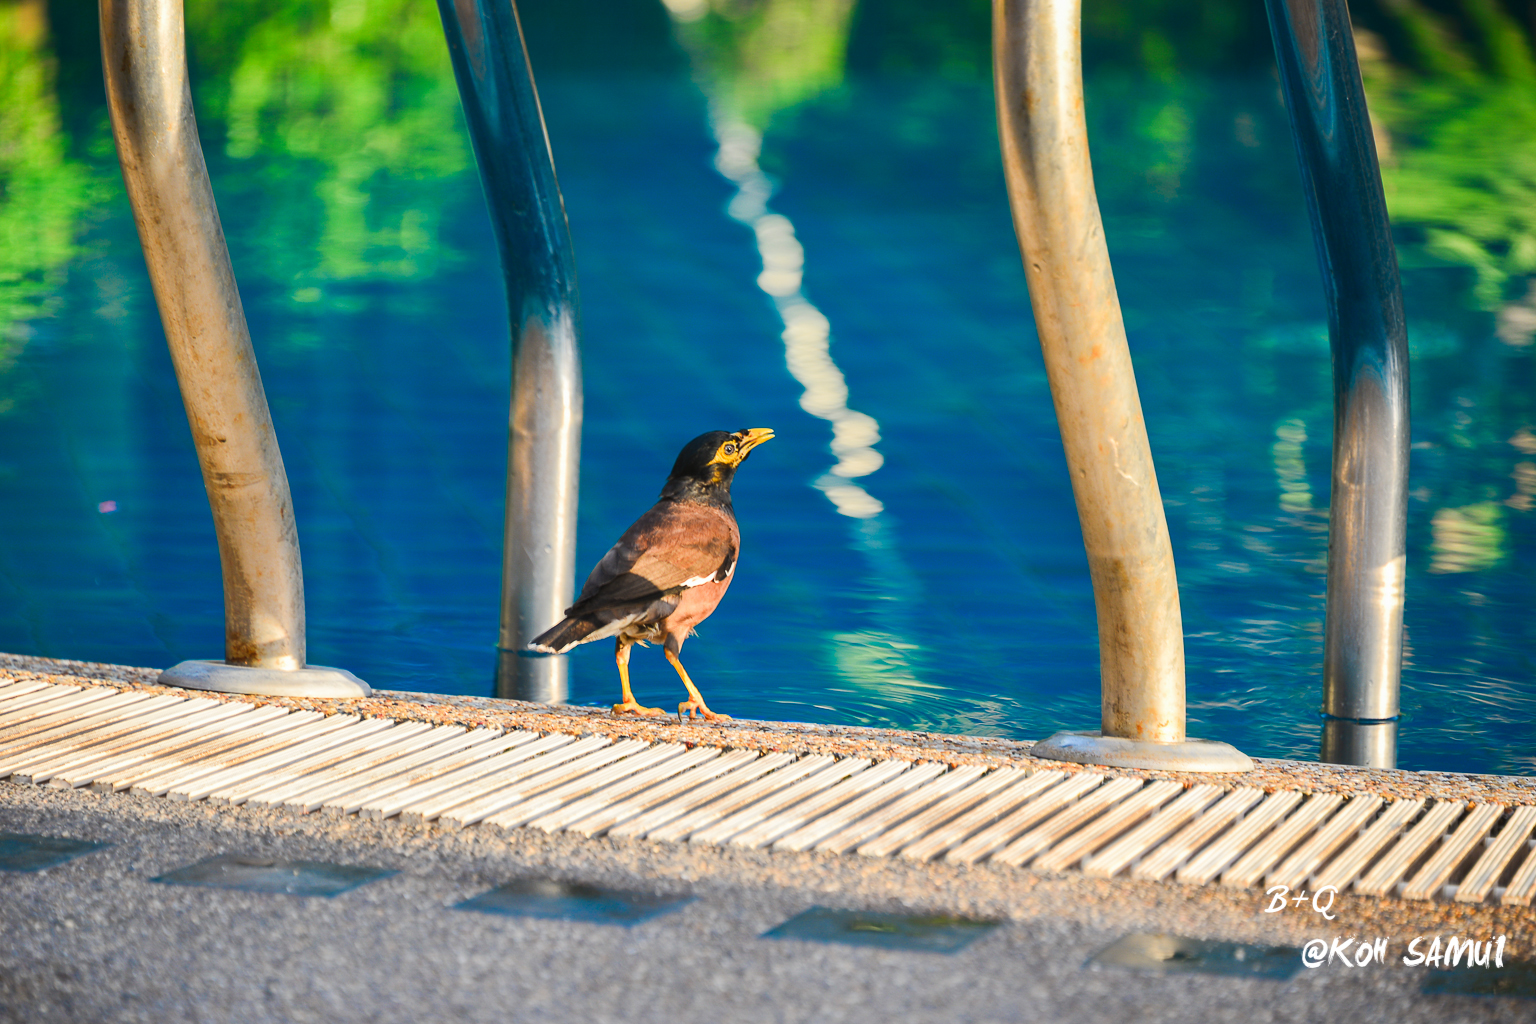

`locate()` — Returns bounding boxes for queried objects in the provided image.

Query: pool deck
[10,653,1532,807]
[4,652,1536,1022]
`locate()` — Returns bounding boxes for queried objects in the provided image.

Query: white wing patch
[680,561,734,589]
[527,610,646,653]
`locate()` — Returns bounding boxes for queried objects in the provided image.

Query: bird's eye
[723,443,737,455]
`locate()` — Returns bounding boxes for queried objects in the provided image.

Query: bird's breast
[663,573,734,635]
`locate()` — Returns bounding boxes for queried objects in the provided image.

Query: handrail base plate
[158,660,370,698]
[1031,730,1253,773]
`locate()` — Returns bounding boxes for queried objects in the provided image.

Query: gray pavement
[3,780,1533,1023]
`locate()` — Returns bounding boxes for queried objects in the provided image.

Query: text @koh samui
[1264,885,1510,970]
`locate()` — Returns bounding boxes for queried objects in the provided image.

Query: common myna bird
[529,428,774,720]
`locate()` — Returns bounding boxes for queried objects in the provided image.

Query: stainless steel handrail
[100,0,304,670]
[1265,0,1409,768]
[437,0,583,703]
[993,0,1249,771]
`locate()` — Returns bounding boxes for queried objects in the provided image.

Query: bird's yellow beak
[735,427,775,456]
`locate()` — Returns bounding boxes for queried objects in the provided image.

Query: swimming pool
[1,0,1532,774]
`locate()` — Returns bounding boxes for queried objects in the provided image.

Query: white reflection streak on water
[711,118,885,519]
[694,111,999,727]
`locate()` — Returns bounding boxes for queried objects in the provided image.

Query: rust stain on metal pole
[993,0,1183,742]
[100,0,305,669]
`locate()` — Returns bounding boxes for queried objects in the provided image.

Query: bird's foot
[677,700,731,722]
[612,700,665,717]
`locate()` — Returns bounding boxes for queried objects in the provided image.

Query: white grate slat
[612,752,802,841]
[1266,795,1384,890]
[395,734,618,825]
[169,716,375,802]
[941,773,1106,866]
[19,698,227,784]
[1131,787,1265,882]
[1032,780,1182,873]
[854,767,1030,859]
[1083,784,1224,878]
[527,746,721,834]
[1175,790,1304,885]
[361,732,590,822]
[3,695,200,780]
[1457,805,1536,904]
[477,742,679,831]
[317,728,520,816]
[411,736,641,826]
[128,711,331,797]
[243,722,439,809]
[1220,794,1344,889]
[1310,798,1424,892]
[1355,800,1467,897]
[686,758,870,846]
[818,764,989,856]
[0,688,138,740]
[0,680,53,705]
[731,759,911,850]
[0,690,161,762]
[45,701,256,788]
[0,686,99,729]
[773,762,947,853]
[86,705,296,793]
[564,748,757,838]
[1402,803,1503,900]
[206,718,401,805]
[992,777,1148,868]
[1499,827,1536,907]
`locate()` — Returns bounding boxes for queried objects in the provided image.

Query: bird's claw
[612,700,665,718]
[677,701,731,722]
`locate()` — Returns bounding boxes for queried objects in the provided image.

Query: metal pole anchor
[100,0,367,698]
[1265,0,1409,769]
[993,0,1250,772]
[436,0,582,703]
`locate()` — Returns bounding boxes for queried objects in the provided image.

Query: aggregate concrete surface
[4,779,1534,1024]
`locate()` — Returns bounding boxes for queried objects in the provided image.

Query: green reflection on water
[1431,500,1508,573]
[0,0,97,406]
[665,0,860,130]
[0,0,474,366]
[1358,2,1536,310]
[185,0,470,303]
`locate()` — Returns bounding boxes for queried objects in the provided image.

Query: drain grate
[1422,959,1536,999]
[4,678,1536,903]
[152,854,396,896]
[1088,933,1300,979]
[763,907,1000,953]
[0,831,110,872]
[455,878,694,925]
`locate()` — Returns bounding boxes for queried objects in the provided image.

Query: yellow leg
[664,638,730,722]
[612,638,663,717]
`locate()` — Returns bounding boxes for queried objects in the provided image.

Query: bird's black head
[661,428,774,506]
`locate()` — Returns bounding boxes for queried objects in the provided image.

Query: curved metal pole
[994,0,1248,771]
[100,0,305,672]
[437,0,582,703]
[1266,0,1409,768]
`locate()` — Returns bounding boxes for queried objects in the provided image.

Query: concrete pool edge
[5,650,1534,806]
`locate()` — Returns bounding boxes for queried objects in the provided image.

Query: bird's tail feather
[528,617,601,654]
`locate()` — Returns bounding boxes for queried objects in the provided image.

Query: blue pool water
[1,4,1533,775]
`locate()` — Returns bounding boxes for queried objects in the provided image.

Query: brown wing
[567,500,739,617]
